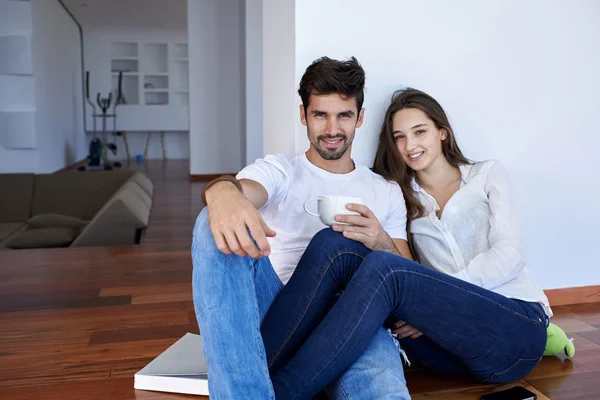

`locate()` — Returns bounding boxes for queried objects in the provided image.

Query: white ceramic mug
[303,195,364,226]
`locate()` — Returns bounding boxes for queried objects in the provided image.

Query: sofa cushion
[6,227,79,249]
[122,180,152,209]
[28,213,88,229]
[71,186,151,247]
[0,222,27,243]
[32,171,133,220]
[0,174,34,222]
[130,172,154,196]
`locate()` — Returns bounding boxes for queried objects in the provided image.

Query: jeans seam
[499,304,545,326]
[267,250,366,368]
[331,379,350,400]
[482,356,542,382]
[396,270,546,327]
[300,266,394,392]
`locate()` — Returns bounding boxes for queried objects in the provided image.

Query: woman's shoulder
[464,160,507,180]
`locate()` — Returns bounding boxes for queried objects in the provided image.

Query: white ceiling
[61,0,187,30]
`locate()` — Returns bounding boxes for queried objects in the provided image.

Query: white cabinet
[109,41,189,107]
[106,40,189,130]
[110,42,140,105]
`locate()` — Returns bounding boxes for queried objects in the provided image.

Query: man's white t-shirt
[236,153,408,284]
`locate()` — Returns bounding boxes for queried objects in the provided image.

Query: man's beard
[311,133,352,160]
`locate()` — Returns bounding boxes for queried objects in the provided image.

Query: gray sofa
[0,171,153,250]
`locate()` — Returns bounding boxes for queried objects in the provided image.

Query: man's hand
[206,181,276,259]
[332,204,399,254]
[392,320,423,339]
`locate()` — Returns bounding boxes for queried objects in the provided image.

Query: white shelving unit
[111,42,137,58]
[143,43,168,73]
[171,43,188,106]
[142,43,168,105]
[110,42,140,105]
[109,41,190,107]
[106,40,189,130]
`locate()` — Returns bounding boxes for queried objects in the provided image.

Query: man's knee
[192,207,225,274]
[193,207,224,254]
[193,206,211,240]
[192,207,261,278]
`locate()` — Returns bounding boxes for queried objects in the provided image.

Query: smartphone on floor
[480,386,537,400]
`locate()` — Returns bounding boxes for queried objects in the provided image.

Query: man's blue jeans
[261,229,549,399]
[191,208,411,400]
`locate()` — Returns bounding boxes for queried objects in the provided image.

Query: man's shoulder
[248,153,295,165]
[356,165,396,187]
[244,154,299,173]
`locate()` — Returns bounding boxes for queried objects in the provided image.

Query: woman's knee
[361,251,414,274]
[294,228,369,283]
[357,252,429,291]
[309,227,349,246]
[307,227,368,255]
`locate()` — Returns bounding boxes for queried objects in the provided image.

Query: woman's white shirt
[410,160,552,317]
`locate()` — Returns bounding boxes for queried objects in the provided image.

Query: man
[192,56,412,399]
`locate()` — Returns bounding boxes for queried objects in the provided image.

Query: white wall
[244,0,296,162]
[293,0,600,289]
[83,27,190,160]
[262,0,296,156]
[31,0,85,172]
[245,0,262,165]
[61,0,187,31]
[188,0,245,174]
[0,0,84,173]
[0,0,36,173]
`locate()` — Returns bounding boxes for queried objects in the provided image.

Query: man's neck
[305,148,355,174]
[415,155,460,190]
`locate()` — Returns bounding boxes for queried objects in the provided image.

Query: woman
[260,88,553,399]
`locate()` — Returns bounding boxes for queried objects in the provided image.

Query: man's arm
[359,231,412,260]
[202,176,276,259]
[204,178,269,209]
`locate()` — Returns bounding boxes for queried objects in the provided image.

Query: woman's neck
[415,155,461,190]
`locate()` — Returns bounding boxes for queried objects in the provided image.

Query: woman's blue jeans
[261,229,549,399]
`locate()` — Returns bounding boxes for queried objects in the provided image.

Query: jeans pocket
[482,356,542,383]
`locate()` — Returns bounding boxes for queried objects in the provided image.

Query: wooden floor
[0,160,598,399]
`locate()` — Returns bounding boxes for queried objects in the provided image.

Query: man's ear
[300,105,308,127]
[355,108,365,128]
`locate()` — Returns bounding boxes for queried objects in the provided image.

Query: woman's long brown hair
[373,88,471,253]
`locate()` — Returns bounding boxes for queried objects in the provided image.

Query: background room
[71,0,191,163]
[1,1,600,398]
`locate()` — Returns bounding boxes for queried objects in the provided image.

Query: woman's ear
[440,129,448,141]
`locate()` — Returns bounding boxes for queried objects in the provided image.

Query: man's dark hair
[298,56,365,114]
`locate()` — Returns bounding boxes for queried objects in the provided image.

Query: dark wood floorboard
[0,160,596,399]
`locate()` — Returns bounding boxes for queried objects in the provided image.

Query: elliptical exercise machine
[79,70,129,171]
